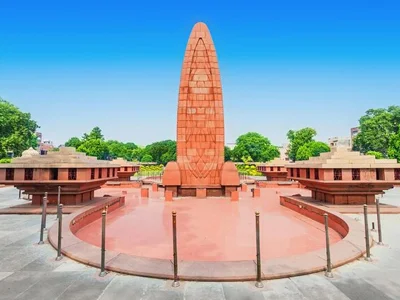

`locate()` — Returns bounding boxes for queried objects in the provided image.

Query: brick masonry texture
[176,22,225,187]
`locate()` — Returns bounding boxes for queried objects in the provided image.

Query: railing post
[363,204,372,261]
[324,213,333,278]
[56,204,63,261]
[99,210,107,277]
[376,198,383,245]
[38,193,47,244]
[172,211,180,287]
[43,192,48,230]
[255,212,264,288]
[56,186,61,219]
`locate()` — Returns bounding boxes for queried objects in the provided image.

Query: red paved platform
[76,187,341,261]
[48,186,370,281]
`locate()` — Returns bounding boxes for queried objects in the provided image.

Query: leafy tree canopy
[77,138,109,160]
[106,140,128,159]
[366,151,384,159]
[353,106,400,156]
[0,98,39,158]
[0,158,11,163]
[131,147,145,162]
[388,129,400,162]
[296,141,330,161]
[143,140,176,165]
[82,126,104,141]
[141,154,153,163]
[287,127,317,161]
[224,146,232,162]
[236,164,262,176]
[232,132,280,162]
[65,137,82,149]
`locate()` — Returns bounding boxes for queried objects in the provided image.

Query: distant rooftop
[287,147,399,169]
[0,147,117,168]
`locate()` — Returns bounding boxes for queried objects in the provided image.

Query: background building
[39,140,54,155]
[328,137,351,148]
[278,143,289,161]
[351,127,360,139]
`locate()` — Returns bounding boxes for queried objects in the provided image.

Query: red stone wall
[256,181,301,188]
[280,196,349,238]
[70,196,125,234]
[176,22,224,187]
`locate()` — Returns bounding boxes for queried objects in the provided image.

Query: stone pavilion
[0,147,118,205]
[286,147,400,204]
[257,158,290,181]
[110,158,140,181]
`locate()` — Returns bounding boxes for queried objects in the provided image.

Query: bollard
[56,186,61,219]
[255,212,264,288]
[324,213,333,278]
[172,211,179,287]
[56,204,63,261]
[43,192,48,230]
[99,210,107,277]
[38,194,47,244]
[18,190,22,199]
[376,198,383,245]
[372,222,375,231]
[363,205,372,261]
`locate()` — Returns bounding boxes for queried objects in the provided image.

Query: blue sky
[1,0,399,147]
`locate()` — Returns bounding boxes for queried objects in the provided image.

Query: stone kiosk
[0,147,118,205]
[257,158,290,181]
[110,158,139,181]
[286,147,400,204]
[162,22,240,197]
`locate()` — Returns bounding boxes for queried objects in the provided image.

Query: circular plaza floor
[76,187,342,262]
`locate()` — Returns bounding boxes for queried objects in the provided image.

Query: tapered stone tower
[162,22,240,197]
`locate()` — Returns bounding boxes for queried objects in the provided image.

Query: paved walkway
[0,186,399,299]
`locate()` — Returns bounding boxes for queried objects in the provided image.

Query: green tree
[160,151,176,165]
[388,130,400,162]
[236,164,262,176]
[0,158,11,163]
[144,140,176,165]
[296,141,330,161]
[141,154,153,162]
[262,146,280,162]
[106,140,128,159]
[287,127,317,161]
[124,142,138,151]
[224,146,232,162]
[353,106,400,156]
[366,151,384,159]
[65,137,82,148]
[0,98,39,158]
[77,138,109,159]
[123,142,138,160]
[82,126,104,141]
[131,147,145,162]
[232,132,279,162]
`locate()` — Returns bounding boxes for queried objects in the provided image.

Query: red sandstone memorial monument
[40,22,383,284]
[287,147,400,204]
[162,22,240,197]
